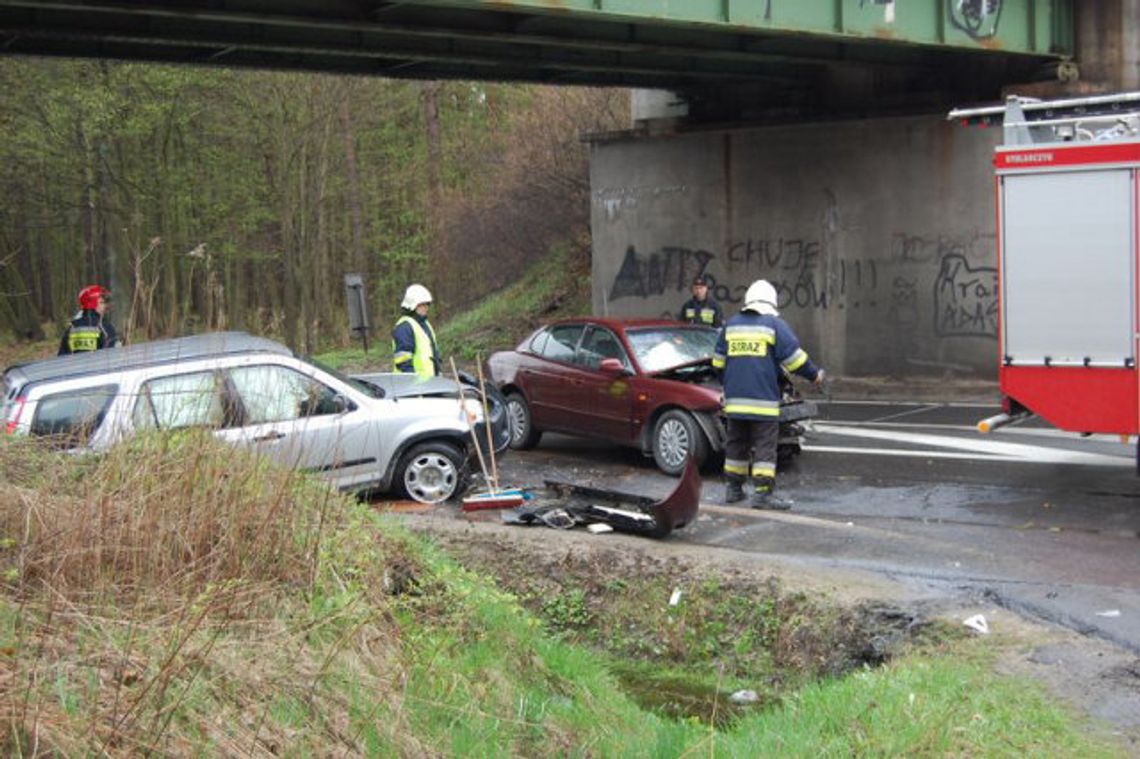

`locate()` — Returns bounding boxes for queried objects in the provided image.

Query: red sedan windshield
[625,327,719,373]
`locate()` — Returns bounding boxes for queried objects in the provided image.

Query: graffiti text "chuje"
[726,238,820,272]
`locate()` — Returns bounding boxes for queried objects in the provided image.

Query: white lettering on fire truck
[1005,152,1054,164]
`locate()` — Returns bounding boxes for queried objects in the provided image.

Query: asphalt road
[489,399,1140,655]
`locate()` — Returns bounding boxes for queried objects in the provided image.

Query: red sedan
[488,318,815,475]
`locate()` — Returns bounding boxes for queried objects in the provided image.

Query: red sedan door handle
[254,431,286,443]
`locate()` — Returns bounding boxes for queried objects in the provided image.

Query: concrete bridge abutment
[589,2,1138,380]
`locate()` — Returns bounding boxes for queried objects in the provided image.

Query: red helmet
[78,284,110,310]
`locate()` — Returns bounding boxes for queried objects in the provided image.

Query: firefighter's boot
[724,479,745,504]
[750,492,794,511]
[750,477,792,511]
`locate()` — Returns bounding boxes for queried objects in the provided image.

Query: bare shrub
[435,86,628,313]
[0,431,333,603]
[0,432,427,755]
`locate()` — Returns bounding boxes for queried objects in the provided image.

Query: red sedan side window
[542,325,584,364]
[580,327,629,370]
[527,330,550,355]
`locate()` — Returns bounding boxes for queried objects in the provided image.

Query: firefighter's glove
[814,369,831,397]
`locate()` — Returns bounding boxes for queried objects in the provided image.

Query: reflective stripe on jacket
[392,314,439,377]
[58,310,118,355]
[67,325,101,353]
[678,296,724,328]
[712,311,819,420]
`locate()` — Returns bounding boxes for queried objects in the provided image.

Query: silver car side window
[134,371,224,430]
[30,384,117,446]
[229,365,339,424]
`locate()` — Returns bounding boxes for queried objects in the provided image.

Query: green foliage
[435,244,591,362]
[732,655,1119,758]
[541,588,593,633]
[315,243,590,372]
[0,61,613,352]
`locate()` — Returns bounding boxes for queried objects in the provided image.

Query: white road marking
[803,445,1017,462]
[818,419,1128,442]
[810,423,1134,467]
[855,405,943,424]
[824,400,996,409]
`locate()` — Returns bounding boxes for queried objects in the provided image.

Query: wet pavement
[470,398,1140,655]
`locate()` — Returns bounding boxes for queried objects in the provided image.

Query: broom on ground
[451,357,524,511]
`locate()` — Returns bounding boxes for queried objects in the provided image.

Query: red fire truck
[949,92,1140,457]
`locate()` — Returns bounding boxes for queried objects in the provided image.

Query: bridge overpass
[1,1,1073,119]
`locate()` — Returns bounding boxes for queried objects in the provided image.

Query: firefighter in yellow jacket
[392,284,441,377]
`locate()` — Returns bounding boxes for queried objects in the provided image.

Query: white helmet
[743,279,779,315]
[401,284,433,310]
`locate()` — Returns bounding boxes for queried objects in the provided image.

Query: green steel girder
[431,0,1073,56]
[0,0,1074,113]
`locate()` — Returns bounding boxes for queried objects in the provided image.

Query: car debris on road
[492,456,701,539]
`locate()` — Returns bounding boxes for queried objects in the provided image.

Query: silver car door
[218,363,381,490]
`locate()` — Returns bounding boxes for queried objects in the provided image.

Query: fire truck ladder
[949,91,1140,146]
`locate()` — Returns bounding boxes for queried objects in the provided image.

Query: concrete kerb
[822,376,1000,405]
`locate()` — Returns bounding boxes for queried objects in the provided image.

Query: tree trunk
[313,108,333,353]
[420,80,445,293]
[420,81,443,212]
[338,96,366,278]
[78,117,97,286]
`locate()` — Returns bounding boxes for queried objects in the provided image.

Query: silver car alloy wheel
[657,417,690,469]
[404,450,459,503]
[506,398,528,446]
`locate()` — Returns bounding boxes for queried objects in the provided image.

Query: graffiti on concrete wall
[608,231,997,339]
[593,185,687,222]
[609,245,714,300]
[892,231,994,264]
[887,276,920,329]
[612,238,882,312]
[725,237,835,308]
[933,254,998,337]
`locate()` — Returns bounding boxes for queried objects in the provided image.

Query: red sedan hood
[648,358,722,408]
[646,356,713,377]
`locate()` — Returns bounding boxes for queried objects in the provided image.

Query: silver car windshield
[625,327,719,373]
[303,356,385,399]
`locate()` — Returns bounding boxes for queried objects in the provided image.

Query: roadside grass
[730,652,1115,758]
[0,434,1123,755]
[435,244,592,362]
[316,244,591,373]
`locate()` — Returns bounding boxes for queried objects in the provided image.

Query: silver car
[2,332,508,503]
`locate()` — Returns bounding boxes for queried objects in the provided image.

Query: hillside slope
[321,244,592,372]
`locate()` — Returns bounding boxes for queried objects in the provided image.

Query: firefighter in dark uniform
[677,274,724,328]
[392,283,441,377]
[58,284,122,355]
[712,279,824,510]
